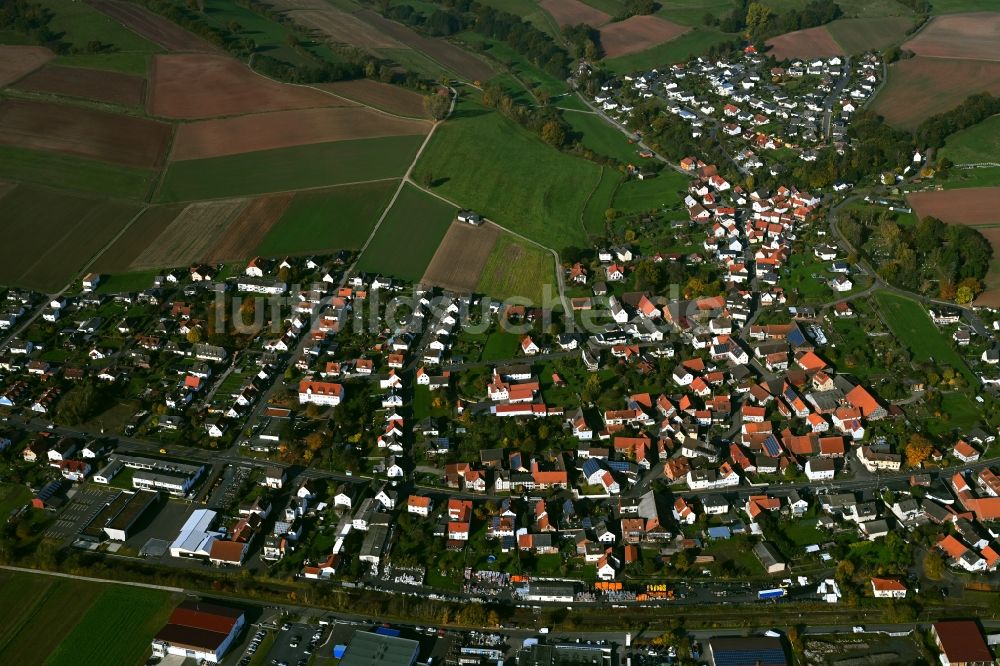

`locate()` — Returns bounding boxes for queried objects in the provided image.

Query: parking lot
[46,486,116,542]
[263,622,326,666]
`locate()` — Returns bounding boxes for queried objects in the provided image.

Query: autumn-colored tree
[905,433,933,468]
[924,550,944,580]
[540,120,566,148]
[186,327,202,344]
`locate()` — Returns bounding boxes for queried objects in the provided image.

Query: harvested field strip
[170,107,430,161]
[540,0,611,27]
[356,9,494,82]
[91,204,184,272]
[598,15,689,59]
[256,180,398,256]
[130,198,248,269]
[0,145,157,199]
[149,53,341,119]
[204,194,294,262]
[0,45,55,86]
[157,135,424,202]
[87,0,220,52]
[422,221,501,293]
[906,187,1000,224]
[0,577,103,665]
[267,0,402,49]
[476,232,555,304]
[319,79,426,118]
[0,99,172,169]
[356,184,456,282]
[871,57,1000,129]
[15,65,145,106]
[825,16,914,54]
[766,25,844,59]
[904,12,1000,62]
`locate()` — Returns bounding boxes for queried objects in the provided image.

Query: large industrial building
[170,509,223,559]
[79,490,160,542]
[339,630,420,666]
[152,600,245,663]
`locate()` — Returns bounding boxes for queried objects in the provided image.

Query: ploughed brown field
[356,9,494,82]
[320,79,426,118]
[540,0,611,28]
[87,0,220,52]
[14,65,145,106]
[148,54,342,119]
[0,46,54,87]
[203,194,294,263]
[904,12,1000,62]
[421,221,500,293]
[907,187,1000,225]
[599,15,689,59]
[766,26,844,60]
[129,199,249,270]
[170,107,430,161]
[0,99,172,169]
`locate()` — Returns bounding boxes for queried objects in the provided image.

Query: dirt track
[15,66,145,106]
[421,221,499,293]
[599,15,688,59]
[88,0,220,52]
[170,107,430,161]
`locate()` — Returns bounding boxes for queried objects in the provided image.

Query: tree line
[704,0,842,42]
[915,93,1000,150]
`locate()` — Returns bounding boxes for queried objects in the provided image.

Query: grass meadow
[476,234,556,304]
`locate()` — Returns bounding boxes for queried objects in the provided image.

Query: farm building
[152,600,245,663]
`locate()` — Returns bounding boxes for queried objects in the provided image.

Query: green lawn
[94,269,162,293]
[0,145,158,200]
[583,167,622,237]
[603,28,734,74]
[481,328,522,361]
[612,170,689,215]
[44,585,174,666]
[941,115,1000,165]
[874,291,976,384]
[412,95,608,248]
[355,183,455,281]
[564,109,643,163]
[156,136,423,202]
[0,483,29,519]
[476,233,556,304]
[257,181,398,256]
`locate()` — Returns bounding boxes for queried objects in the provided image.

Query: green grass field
[0,145,157,200]
[0,483,29,519]
[941,167,1000,190]
[53,53,150,76]
[477,0,563,37]
[930,0,1000,13]
[0,575,104,663]
[874,291,976,384]
[603,27,733,74]
[941,115,1000,165]
[156,136,423,202]
[563,110,643,163]
[826,16,914,54]
[257,181,398,256]
[612,169,689,215]
[38,0,161,73]
[355,183,456,281]
[44,585,174,666]
[457,32,568,96]
[657,0,739,26]
[412,96,608,248]
[476,234,555,304]
[583,167,623,237]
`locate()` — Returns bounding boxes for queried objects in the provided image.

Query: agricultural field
[941,167,1000,189]
[930,0,1000,12]
[169,107,430,161]
[422,221,501,293]
[256,181,398,256]
[563,109,645,163]
[90,205,185,273]
[584,167,624,237]
[870,57,1000,130]
[455,33,569,98]
[940,115,1000,164]
[906,188,1000,225]
[0,145,157,199]
[612,170,689,215]
[598,15,689,59]
[766,26,844,60]
[129,198,248,269]
[205,194,294,263]
[356,183,456,281]
[825,16,915,54]
[657,0,738,26]
[603,27,733,73]
[0,45,54,86]
[904,12,1000,62]
[13,65,146,107]
[540,0,611,27]
[87,0,219,53]
[476,234,556,304]
[477,0,563,38]
[156,135,423,201]
[321,79,427,118]
[411,96,608,249]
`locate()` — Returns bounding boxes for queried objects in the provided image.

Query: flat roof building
[80,490,160,542]
[340,631,419,666]
[170,509,222,558]
[708,637,787,666]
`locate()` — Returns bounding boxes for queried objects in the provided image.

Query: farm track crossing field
[422,221,501,293]
[149,53,343,119]
[355,9,494,81]
[0,45,54,86]
[87,0,220,52]
[907,187,1000,224]
[476,233,555,304]
[0,185,142,291]
[157,135,423,201]
[825,16,914,54]
[540,0,611,27]
[0,99,172,169]
[204,194,294,263]
[256,180,398,256]
[870,57,1000,129]
[130,198,248,269]
[766,26,844,60]
[0,145,156,199]
[171,106,430,160]
[91,204,184,273]
[904,12,1000,62]
[598,15,689,59]
[941,115,1000,164]
[14,65,146,106]
[320,79,426,117]
[356,183,456,281]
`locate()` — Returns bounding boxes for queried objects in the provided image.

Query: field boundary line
[0,565,185,593]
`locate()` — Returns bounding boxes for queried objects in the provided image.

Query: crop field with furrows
[129,198,248,269]
[421,221,501,293]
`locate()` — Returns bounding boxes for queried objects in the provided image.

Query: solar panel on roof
[712,647,786,666]
[763,435,782,457]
